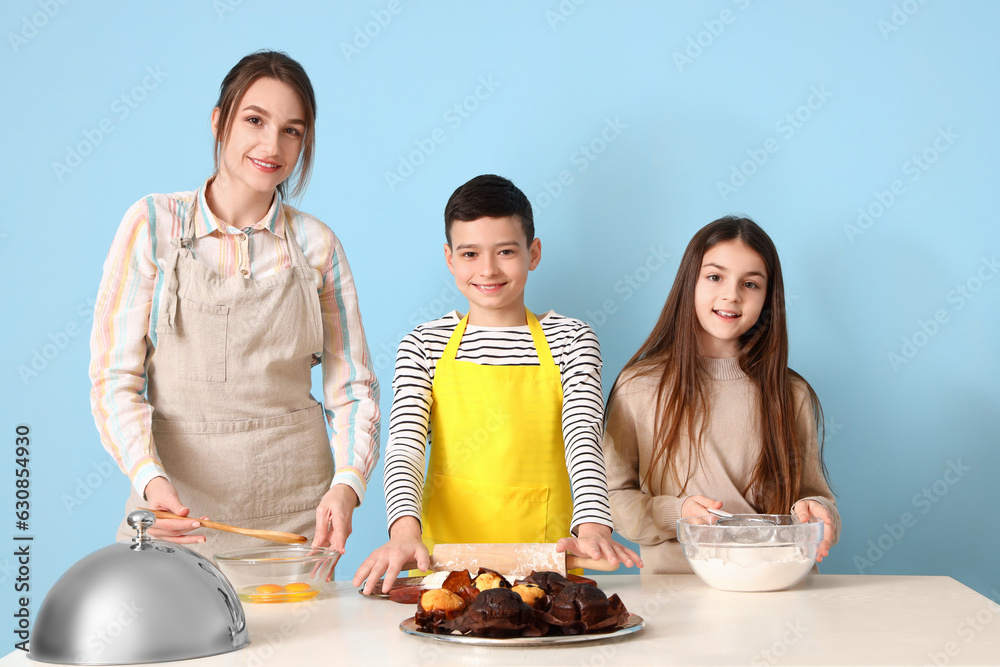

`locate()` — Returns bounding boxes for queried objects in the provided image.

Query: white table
[5,575,999,666]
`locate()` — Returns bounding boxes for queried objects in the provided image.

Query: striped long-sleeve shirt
[89,181,380,501]
[383,310,613,533]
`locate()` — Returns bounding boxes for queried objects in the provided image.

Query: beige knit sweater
[603,357,840,574]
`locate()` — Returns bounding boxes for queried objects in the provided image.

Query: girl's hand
[142,476,207,544]
[556,523,643,569]
[793,499,834,562]
[312,484,357,555]
[681,495,723,518]
[353,517,430,595]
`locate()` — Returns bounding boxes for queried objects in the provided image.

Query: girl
[89,51,380,558]
[602,216,838,573]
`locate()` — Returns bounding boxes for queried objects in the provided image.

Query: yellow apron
[421,309,573,553]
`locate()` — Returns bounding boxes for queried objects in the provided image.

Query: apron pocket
[424,473,549,544]
[176,298,228,382]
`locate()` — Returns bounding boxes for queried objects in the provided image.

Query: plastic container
[677,514,823,592]
[214,545,339,603]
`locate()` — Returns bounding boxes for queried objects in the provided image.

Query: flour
[420,571,451,589]
[688,546,814,592]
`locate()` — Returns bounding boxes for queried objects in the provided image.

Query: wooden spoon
[139,508,308,544]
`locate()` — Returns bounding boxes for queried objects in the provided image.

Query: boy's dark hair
[444,174,534,246]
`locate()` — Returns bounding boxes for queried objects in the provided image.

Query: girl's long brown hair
[609,217,827,514]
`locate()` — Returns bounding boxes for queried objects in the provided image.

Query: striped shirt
[89,180,380,502]
[383,311,613,533]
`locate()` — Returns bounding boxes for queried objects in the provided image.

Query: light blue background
[2,0,998,633]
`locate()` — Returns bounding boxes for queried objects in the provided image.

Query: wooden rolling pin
[405,542,621,578]
[139,508,308,544]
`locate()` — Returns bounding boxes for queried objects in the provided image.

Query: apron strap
[525,309,556,370]
[439,309,556,369]
[155,200,196,335]
[281,209,312,269]
[440,313,469,364]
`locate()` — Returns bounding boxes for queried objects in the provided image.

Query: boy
[355,175,640,594]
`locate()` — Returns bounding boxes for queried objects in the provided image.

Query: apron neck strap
[525,310,555,369]
[440,309,556,369]
[282,209,311,269]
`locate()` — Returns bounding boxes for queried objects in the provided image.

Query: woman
[89,51,380,559]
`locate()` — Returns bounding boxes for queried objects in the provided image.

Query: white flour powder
[688,546,813,592]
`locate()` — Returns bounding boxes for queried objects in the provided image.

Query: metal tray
[399,613,644,646]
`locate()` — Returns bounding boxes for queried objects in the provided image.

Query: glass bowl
[677,514,823,592]
[214,545,339,603]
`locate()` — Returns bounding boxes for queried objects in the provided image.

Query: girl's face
[693,239,768,358]
[212,77,306,200]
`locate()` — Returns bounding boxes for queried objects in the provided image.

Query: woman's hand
[792,499,834,562]
[312,484,358,555]
[681,495,723,518]
[353,517,430,595]
[556,523,643,569]
[142,477,207,544]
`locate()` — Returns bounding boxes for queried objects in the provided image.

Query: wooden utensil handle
[139,508,308,544]
[566,555,620,572]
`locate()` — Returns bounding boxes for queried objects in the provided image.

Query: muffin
[549,583,610,626]
[418,588,466,618]
[414,587,468,634]
[511,583,547,608]
[455,588,542,638]
[473,570,511,592]
[519,571,573,595]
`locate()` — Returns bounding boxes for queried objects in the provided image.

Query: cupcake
[453,588,546,638]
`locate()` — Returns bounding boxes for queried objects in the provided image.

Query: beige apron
[116,201,332,558]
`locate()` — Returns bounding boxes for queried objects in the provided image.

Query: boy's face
[444,216,541,327]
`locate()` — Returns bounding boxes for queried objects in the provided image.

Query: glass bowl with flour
[677,515,824,592]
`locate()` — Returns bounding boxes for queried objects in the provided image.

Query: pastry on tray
[407,569,630,638]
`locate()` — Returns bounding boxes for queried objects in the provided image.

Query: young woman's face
[212,77,306,199]
[693,239,768,358]
[444,216,541,327]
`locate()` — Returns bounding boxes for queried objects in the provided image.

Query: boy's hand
[556,523,643,569]
[353,516,430,595]
[681,495,723,518]
[792,499,834,562]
